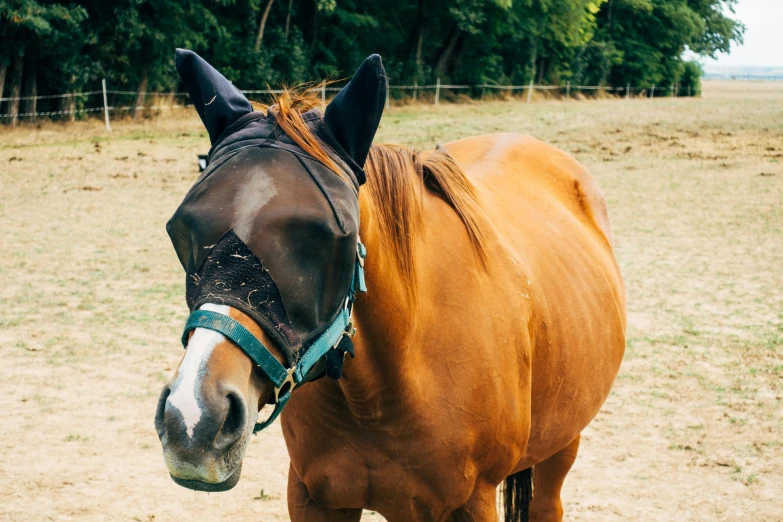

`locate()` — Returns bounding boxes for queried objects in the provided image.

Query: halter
[179,241,367,433]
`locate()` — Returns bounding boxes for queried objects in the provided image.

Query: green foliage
[680,60,703,96]
[596,0,744,89]
[0,0,745,110]
[572,40,623,86]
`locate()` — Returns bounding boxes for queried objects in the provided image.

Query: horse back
[444,133,613,247]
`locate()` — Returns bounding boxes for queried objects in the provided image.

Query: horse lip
[169,462,243,492]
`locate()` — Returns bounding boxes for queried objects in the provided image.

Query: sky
[702,0,783,68]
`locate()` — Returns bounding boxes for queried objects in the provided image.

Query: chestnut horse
[155,51,625,522]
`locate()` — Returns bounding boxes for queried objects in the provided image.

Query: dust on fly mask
[167,49,386,430]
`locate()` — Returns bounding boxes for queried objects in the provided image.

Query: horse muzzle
[168,463,244,492]
[154,381,252,491]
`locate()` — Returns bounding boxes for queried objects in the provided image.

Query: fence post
[626,83,630,100]
[527,79,534,104]
[102,78,112,133]
[321,83,326,110]
[385,76,390,111]
[413,81,418,103]
[566,81,570,100]
[688,85,691,97]
[435,78,440,106]
[650,84,655,99]
[670,84,674,98]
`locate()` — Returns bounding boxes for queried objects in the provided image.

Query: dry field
[1,81,782,521]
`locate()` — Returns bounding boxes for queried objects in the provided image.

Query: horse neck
[336,193,420,418]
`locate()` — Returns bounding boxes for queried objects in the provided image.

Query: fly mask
[167,49,386,431]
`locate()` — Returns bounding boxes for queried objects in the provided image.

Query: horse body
[282,133,626,520]
[155,50,625,522]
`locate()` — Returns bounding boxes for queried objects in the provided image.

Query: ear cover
[175,48,253,144]
[324,54,387,175]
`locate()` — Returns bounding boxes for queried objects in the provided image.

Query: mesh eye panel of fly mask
[168,49,386,375]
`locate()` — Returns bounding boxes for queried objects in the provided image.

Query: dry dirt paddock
[1,81,782,521]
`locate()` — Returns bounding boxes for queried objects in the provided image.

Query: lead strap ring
[274,366,297,403]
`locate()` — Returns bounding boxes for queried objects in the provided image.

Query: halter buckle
[331,318,356,353]
[274,366,297,403]
[345,320,357,339]
[342,315,357,340]
[356,240,366,267]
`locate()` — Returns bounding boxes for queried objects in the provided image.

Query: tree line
[0,0,743,123]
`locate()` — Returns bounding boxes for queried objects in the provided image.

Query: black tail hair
[502,467,533,522]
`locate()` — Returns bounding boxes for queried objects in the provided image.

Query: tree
[0,0,749,125]
[595,0,744,90]
[88,0,216,118]
[255,0,276,51]
[0,0,88,124]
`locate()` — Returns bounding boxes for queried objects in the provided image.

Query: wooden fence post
[566,81,570,100]
[0,64,5,104]
[650,84,655,99]
[413,81,418,103]
[102,78,112,132]
[385,76,390,111]
[435,78,440,106]
[626,83,630,100]
[527,79,534,104]
[8,54,23,127]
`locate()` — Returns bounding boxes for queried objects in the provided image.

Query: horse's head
[154,49,385,491]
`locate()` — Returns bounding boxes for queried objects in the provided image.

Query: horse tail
[501,467,533,522]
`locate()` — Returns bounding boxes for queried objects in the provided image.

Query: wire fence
[702,74,782,82]
[0,77,710,128]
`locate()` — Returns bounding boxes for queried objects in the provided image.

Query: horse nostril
[154,385,172,441]
[215,390,247,451]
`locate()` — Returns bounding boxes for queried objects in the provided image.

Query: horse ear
[324,54,387,170]
[175,49,253,145]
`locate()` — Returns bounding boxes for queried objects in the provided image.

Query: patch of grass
[254,488,272,501]
[730,465,759,486]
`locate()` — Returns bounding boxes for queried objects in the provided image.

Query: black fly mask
[168,49,386,378]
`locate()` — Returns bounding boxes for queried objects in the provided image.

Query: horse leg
[449,480,498,522]
[287,464,363,522]
[529,434,580,522]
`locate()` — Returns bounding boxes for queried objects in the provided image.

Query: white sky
[704,0,783,67]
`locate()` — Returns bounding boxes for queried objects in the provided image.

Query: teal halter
[180,241,367,433]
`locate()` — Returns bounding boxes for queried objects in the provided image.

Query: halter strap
[181,311,288,387]
[179,241,367,433]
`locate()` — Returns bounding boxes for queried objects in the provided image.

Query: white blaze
[233,173,277,239]
[167,303,230,438]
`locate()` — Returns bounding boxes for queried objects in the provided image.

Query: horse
[154,50,626,522]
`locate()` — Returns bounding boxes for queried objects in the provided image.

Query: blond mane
[258,88,487,301]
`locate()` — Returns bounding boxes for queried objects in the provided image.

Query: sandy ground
[1,81,782,521]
